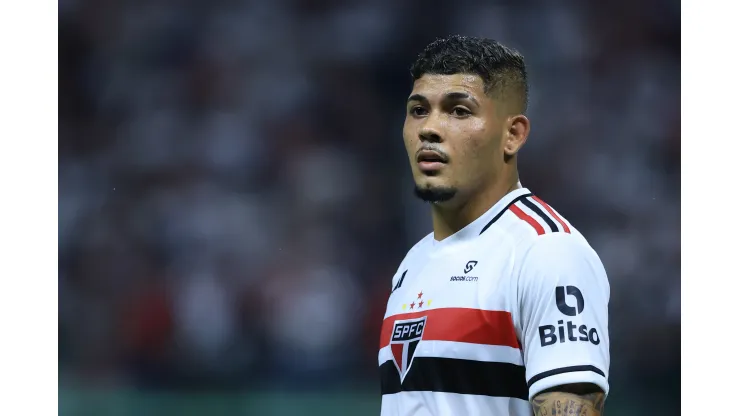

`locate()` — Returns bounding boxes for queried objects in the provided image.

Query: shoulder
[498,194,579,243]
[520,232,600,271]
[491,193,599,261]
[516,232,610,300]
[499,195,608,288]
[408,231,435,257]
[390,232,434,287]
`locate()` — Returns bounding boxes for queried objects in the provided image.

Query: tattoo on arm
[531,384,605,416]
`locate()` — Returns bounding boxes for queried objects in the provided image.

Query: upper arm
[515,234,611,401]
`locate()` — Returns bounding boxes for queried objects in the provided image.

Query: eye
[409,106,428,117]
[452,107,471,117]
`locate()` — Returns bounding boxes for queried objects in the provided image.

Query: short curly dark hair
[410,35,529,114]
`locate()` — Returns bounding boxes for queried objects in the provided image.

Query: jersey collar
[431,187,532,248]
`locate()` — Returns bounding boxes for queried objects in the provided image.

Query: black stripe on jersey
[520,197,558,232]
[527,365,606,388]
[380,357,528,400]
[479,193,533,235]
[392,270,407,292]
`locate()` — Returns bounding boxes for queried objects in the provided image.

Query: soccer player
[378,35,610,416]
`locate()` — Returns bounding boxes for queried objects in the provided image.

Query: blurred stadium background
[58,0,680,414]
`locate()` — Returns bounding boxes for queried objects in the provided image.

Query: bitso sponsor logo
[539,285,599,347]
[538,319,600,347]
[556,285,584,316]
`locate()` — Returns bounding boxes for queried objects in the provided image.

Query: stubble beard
[413,183,458,204]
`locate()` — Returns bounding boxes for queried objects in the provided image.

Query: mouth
[416,150,448,173]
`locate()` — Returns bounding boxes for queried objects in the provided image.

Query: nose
[418,113,443,143]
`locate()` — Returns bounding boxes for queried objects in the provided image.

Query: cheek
[455,119,488,148]
[457,132,490,160]
[403,121,426,163]
[458,133,500,175]
[402,124,413,149]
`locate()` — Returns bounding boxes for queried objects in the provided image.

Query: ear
[503,114,530,157]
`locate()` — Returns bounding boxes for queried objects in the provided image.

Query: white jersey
[379,187,610,416]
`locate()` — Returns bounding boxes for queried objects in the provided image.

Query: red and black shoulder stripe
[508,195,571,235]
[479,193,571,236]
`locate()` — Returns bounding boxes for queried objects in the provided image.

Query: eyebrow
[407,92,480,106]
[407,94,428,104]
[445,92,479,106]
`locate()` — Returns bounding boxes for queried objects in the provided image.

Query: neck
[431,176,520,241]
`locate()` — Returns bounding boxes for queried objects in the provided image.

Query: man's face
[403,73,505,204]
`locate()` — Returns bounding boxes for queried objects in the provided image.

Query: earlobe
[504,115,530,156]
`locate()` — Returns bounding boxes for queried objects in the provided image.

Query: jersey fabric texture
[379,187,610,416]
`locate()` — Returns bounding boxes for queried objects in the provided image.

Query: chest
[385,246,514,319]
[379,245,523,376]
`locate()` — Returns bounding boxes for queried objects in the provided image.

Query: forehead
[409,73,487,100]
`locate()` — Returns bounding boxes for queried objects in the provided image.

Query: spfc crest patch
[390,316,427,382]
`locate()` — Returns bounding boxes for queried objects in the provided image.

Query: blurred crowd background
[58,0,680,414]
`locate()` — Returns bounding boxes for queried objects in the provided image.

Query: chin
[413,181,458,204]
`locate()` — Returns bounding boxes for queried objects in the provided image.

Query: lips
[416,149,448,174]
[416,150,447,164]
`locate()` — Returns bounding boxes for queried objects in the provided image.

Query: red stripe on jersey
[379,308,520,349]
[532,196,571,234]
[509,204,546,235]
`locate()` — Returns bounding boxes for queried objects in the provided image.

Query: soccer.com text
[449,276,479,282]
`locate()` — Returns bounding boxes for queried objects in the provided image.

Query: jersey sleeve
[515,234,610,400]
